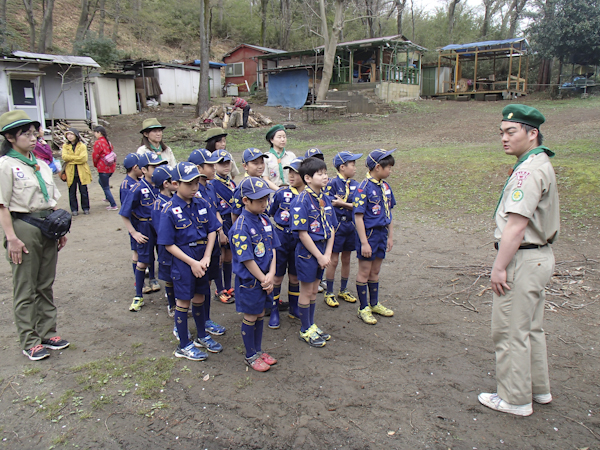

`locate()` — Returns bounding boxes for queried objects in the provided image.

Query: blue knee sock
[254,317,264,353]
[191,302,206,338]
[223,261,232,290]
[175,306,190,348]
[148,261,155,280]
[241,318,256,358]
[214,265,224,293]
[165,282,175,309]
[135,266,145,298]
[309,300,316,326]
[204,294,211,321]
[299,304,310,332]
[357,281,368,309]
[368,280,379,306]
[326,278,334,294]
[341,277,348,291]
[288,282,299,316]
[273,284,281,307]
[132,261,137,276]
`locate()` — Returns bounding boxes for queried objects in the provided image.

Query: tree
[448,0,461,42]
[196,0,211,116]
[260,0,268,47]
[22,0,36,51]
[507,0,527,38]
[316,0,346,102]
[394,0,408,35]
[38,0,55,52]
[74,0,99,52]
[481,0,504,39]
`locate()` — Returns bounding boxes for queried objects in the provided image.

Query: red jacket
[233,97,248,109]
[92,136,116,174]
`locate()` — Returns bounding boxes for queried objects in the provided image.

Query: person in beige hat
[204,127,239,179]
[137,118,177,166]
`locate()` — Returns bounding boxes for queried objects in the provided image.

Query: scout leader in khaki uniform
[0,111,70,361]
[479,104,559,417]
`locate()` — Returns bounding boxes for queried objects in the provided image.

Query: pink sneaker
[106,205,118,211]
[260,352,277,365]
[245,354,270,372]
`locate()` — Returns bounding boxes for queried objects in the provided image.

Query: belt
[188,240,207,247]
[494,242,548,250]
[338,216,350,222]
[12,210,52,219]
[274,223,291,232]
[132,213,151,222]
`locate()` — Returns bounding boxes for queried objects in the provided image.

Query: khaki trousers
[4,219,58,351]
[491,245,554,405]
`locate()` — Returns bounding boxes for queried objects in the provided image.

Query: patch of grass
[235,376,253,390]
[22,367,40,376]
[138,401,169,417]
[91,394,113,410]
[129,356,175,399]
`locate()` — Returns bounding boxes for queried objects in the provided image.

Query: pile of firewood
[193,104,273,131]
[51,120,94,148]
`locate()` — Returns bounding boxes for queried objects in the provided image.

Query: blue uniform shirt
[210,174,236,216]
[120,175,137,205]
[269,185,300,229]
[324,174,359,221]
[353,176,396,228]
[119,178,158,221]
[157,194,220,247]
[229,209,280,281]
[152,193,174,265]
[290,187,337,241]
[197,181,219,211]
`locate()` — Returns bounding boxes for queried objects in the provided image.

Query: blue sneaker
[194,335,223,353]
[174,342,207,361]
[205,320,226,336]
[172,325,192,342]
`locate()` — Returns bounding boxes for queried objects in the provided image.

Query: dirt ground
[0,99,599,450]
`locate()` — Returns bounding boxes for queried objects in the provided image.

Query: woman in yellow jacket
[62,128,92,215]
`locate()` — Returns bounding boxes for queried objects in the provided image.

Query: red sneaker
[260,352,277,365]
[245,354,270,372]
[215,290,233,304]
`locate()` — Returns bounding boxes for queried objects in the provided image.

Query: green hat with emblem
[140,118,166,134]
[0,110,40,134]
[265,124,286,143]
[205,127,227,142]
[501,104,545,129]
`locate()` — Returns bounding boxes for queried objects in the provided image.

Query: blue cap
[240,177,275,200]
[283,157,304,173]
[242,148,266,164]
[138,152,167,168]
[123,153,140,170]
[366,149,396,170]
[174,162,201,182]
[188,148,222,165]
[333,151,363,168]
[212,149,232,162]
[152,165,175,187]
[305,148,324,159]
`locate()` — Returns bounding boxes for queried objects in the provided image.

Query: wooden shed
[222,44,286,93]
[89,73,137,116]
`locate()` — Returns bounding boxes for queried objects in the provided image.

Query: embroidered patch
[241,244,248,250]
[293,220,299,225]
[250,228,256,235]
[372,204,381,215]
[240,236,247,242]
[254,242,266,257]
[220,199,228,208]
[237,249,242,255]
[511,189,524,202]
[293,207,301,211]
[300,218,306,224]
[184,165,193,174]
[141,188,150,194]
[280,210,290,221]
[310,220,320,233]
[284,191,292,198]
[513,170,531,188]
[293,214,299,219]
[172,207,182,214]
[260,216,268,226]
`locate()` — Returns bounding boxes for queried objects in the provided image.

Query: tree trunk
[508,0,527,38]
[536,57,552,91]
[481,0,492,38]
[260,0,268,47]
[98,0,105,38]
[74,0,90,51]
[410,0,415,41]
[364,0,375,38]
[112,0,121,41]
[280,0,291,50]
[396,0,404,35]
[196,0,211,117]
[448,0,460,43]
[317,0,345,102]
[38,0,55,52]
[23,0,36,51]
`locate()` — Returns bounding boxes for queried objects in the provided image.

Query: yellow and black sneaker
[129,296,144,312]
[324,292,339,307]
[310,324,331,341]
[370,303,394,317]
[298,328,326,348]
[337,289,357,303]
[358,306,377,324]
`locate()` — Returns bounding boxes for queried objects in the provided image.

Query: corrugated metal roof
[12,51,100,67]
[222,43,286,58]
[439,37,529,52]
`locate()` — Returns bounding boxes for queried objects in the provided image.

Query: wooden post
[507,47,513,90]
[473,49,478,92]
[379,46,382,83]
[517,51,522,92]
[349,49,354,85]
[524,55,529,91]
[454,52,459,91]
[437,51,441,94]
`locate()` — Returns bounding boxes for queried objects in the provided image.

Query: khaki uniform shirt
[263,150,296,187]
[137,145,177,167]
[495,151,560,245]
[0,155,61,213]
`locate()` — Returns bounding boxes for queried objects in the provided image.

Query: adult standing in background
[230,97,251,129]
[137,118,177,166]
[479,105,559,417]
[62,128,92,216]
[92,126,118,210]
[204,127,240,179]
[0,111,69,361]
[32,125,53,166]
[264,124,296,187]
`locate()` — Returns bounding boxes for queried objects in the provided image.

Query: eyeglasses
[20,131,38,139]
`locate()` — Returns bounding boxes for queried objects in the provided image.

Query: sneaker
[278,300,289,311]
[478,393,533,416]
[358,306,377,325]
[310,324,331,341]
[174,342,207,361]
[71,211,78,216]
[260,352,277,365]
[533,393,552,404]
[298,329,326,348]
[150,279,161,292]
[338,289,357,303]
[318,281,325,293]
[205,320,226,336]
[142,282,152,294]
[172,325,192,342]
[129,296,144,312]
[226,288,235,299]
[167,305,175,318]
[83,210,90,215]
[215,290,234,304]
[245,353,270,372]
[23,344,50,361]
[41,336,70,350]
[106,205,119,211]
[370,303,394,317]
[324,292,339,307]
[194,335,223,353]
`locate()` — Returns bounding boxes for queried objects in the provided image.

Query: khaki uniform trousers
[491,245,554,405]
[4,218,58,351]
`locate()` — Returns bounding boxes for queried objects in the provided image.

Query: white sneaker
[478,393,533,416]
[318,280,326,293]
[533,393,552,404]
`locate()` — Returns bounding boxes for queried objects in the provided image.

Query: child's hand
[219,230,229,245]
[132,231,148,244]
[331,195,345,207]
[262,273,274,290]
[317,254,329,269]
[190,260,206,278]
[199,256,211,271]
[361,242,372,259]
[386,237,394,252]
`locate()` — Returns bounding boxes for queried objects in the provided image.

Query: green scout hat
[265,124,285,143]
[140,118,166,134]
[0,110,40,134]
[205,127,227,142]
[502,104,545,129]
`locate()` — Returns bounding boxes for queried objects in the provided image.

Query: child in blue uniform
[120,153,143,277]
[290,157,337,347]
[189,149,227,336]
[210,150,236,304]
[323,151,363,307]
[119,153,167,312]
[353,149,396,325]
[158,162,223,361]
[268,157,304,328]
[151,165,177,317]
[229,177,280,372]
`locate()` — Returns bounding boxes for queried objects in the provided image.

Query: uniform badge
[172,207,182,214]
[280,210,290,221]
[260,216,268,226]
[511,189,524,202]
[237,249,243,255]
[254,242,266,257]
[514,170,531,188]
[184,165,193,174]
[220,199,227,208]
[240,236,247,242]
[241,244,248,250]
[16,171,25,179]
[372,204,381,215]
[294,207,301,211]
[199,208,207,215]
[310,220,320,233]
[141,188,149,194]
[250,228,256,235]
[300,218,306,224]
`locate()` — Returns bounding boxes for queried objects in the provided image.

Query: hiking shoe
[150,279,161,292]
[174,342,207,361]
[172,325,192,342]
[106,205,119,211]
[215,290,234,304]
[167,305,175,318]
[358,306,377,325]
[205,320,226,336]
[194,335,223,353]
[41,336,70,350]
[478,393,533,416]
[142,282,152,294]
[533,393,552,404]
[260,352,277,365]
[23,344,50,361]
[245,353,270,372]
[370,303,394,317]
[71,211,78,216]
[83,210,90,215]
[129,296,144,312]
[338,289,357,303]
[324,292,339,307]
[298,329,326,348]
[310,324,331,341]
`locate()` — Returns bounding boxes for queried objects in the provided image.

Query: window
[226,62,244,77]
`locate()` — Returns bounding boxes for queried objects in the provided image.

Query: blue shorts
[171,243,211,301]
[356,226,388,261]
[207,242,221,281]
[130,235,137,252]
[274,227,297,277]
[157,245,172,281]
[221,214,232,250]
[134,221,156,264]
[296,240,325,283]
[235,277,271,315]
[332,219,356,253]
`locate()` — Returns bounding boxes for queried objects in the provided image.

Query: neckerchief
[140,178,157,202]
[290,186,300,196]
[149,143,161,153]
[7,149,49,202]
[305,186,331,239]
[269,147,286,183]
[493,146,553,217]
[215,173,234,191]
[336,173,350,202]
[366,173,390,220]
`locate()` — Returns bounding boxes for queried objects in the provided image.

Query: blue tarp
[266,70,309,109]
[440,38,529,53]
